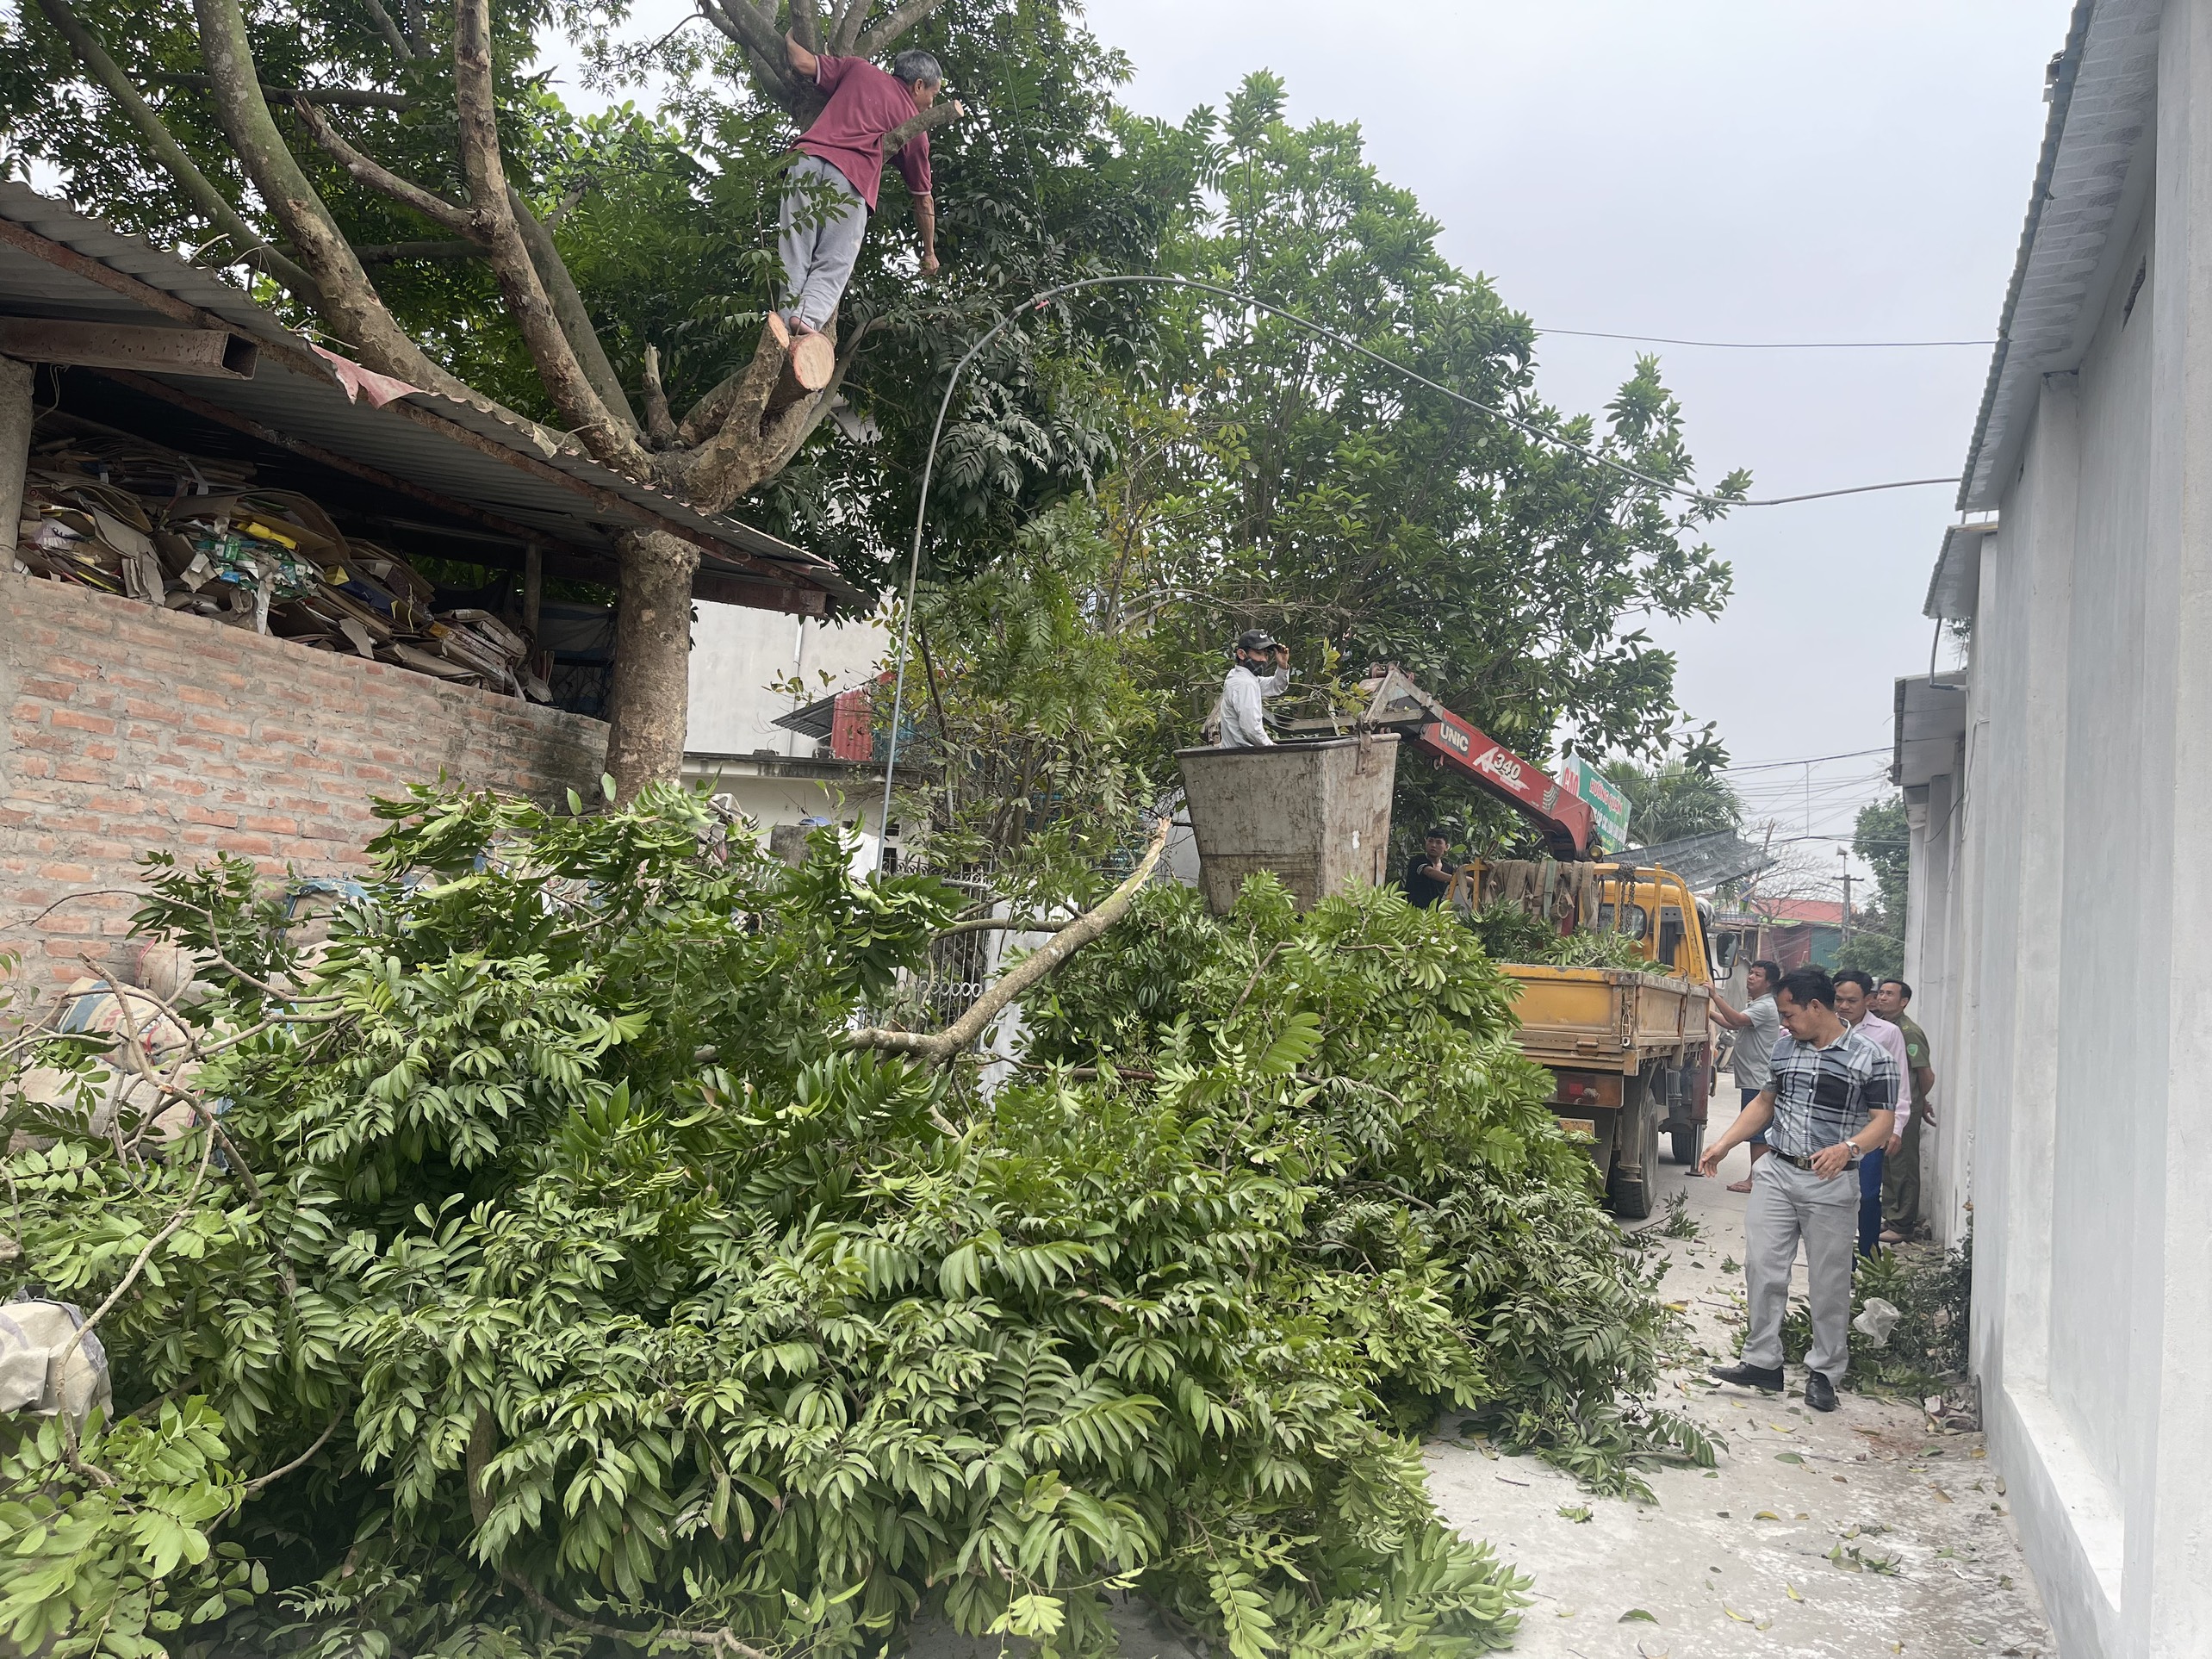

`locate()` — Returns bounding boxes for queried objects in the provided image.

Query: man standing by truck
[1708,960,1783,1190]
[1700,966,1898,1412]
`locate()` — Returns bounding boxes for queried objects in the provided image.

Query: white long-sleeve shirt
[1216,663,1289,748]
[1851,1011,1914,1132]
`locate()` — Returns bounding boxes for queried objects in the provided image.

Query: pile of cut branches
[0,785,1699,1659]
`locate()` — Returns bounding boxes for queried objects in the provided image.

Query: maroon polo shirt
[794,54,933,213]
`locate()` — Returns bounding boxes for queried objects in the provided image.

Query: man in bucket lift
[1215,631,1291,748]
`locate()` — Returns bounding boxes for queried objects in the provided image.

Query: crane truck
[1323,668,1720,1221]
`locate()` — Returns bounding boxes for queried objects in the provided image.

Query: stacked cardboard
[14,438,551,700]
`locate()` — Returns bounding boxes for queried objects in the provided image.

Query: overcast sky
[1073,0,2067,851]
[550,1,2069,857]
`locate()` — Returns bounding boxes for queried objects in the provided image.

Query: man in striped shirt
[1699,966,1898,1412]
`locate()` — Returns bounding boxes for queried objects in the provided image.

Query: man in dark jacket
[1405,828,1456,909]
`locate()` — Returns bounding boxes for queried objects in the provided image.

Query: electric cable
[874,273,1967,866]
[1720,746,1892,773]
[1534,327,1995,350]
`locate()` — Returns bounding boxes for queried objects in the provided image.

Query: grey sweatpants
[1742,1154,1858,1380]
[778,155,868,332]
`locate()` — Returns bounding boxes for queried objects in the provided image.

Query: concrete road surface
[1426,1136,2053,1658]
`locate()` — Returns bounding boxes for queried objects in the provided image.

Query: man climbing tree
[777,34,960,364]
[15,0,1005,799]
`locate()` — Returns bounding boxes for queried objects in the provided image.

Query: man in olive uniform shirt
[1873,978,1936,1241]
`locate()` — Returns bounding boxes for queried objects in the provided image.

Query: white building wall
[1908,5,2212,1649]
[681,603,896,844]
[686,604,887,761]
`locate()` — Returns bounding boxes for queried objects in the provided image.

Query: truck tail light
[1550,1072,1624,1109]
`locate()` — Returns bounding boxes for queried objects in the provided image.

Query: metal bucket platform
[1175,734,1400,913]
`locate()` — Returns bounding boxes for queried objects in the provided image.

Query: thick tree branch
[191,0,460,394]
[34,0,318,295]
[451,0,649,468]
[642,345,678,446]
[788,0,823,51]
[879,96,961,162]
[828,0,867,54]
[353,238,477,264]
[148,71,414,109]
[357,0,416,63]
[291,97,473,236]
[512,190,639,436]
[856,0,947,58]
[672,314,876,512]
[699,0,795,104]
[395,0,428,55]
[847,817,1171,1066]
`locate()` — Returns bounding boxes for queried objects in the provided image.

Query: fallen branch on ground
[847,817,1171,1067]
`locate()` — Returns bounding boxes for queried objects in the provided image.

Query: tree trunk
[605,529,699,801]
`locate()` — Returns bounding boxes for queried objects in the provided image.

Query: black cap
[1235,630,1278,654]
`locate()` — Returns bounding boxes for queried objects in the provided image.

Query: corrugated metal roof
[0,182,859,612]
[1922,519,1997,621]
[1954,0,2160,513]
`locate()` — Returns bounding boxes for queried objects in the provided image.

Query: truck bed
[1503,965,1711,1072]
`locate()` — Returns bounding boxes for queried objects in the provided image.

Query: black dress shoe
[1805,1371,1838,1413]
[1709,1361,1785,1392]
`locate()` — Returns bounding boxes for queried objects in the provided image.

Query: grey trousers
[1742,1154,1858,1380]
[778,155,868,332]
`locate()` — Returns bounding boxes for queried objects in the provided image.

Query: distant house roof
[0,182,858,615]
[1755,898,1846,927]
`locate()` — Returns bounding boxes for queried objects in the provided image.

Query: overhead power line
[1721,747,1892,773]
[1535,327,1996,351]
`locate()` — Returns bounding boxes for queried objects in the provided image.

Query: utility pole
[1841,863,1854,948]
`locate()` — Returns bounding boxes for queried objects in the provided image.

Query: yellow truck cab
[1459,861,1718,1220]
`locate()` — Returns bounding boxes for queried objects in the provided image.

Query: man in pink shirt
[777,33,960,337]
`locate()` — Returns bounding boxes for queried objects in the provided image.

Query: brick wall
[0,574,609,987]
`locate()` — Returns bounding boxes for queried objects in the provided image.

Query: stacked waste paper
[14,437,552,700]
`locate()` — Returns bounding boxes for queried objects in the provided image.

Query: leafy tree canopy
[1115,81,1734,796]
[0,787,1706,1658]
[1600,759,1743,848]
[1836,794,1908,983]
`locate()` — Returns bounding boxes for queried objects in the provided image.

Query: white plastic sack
[1853,1296,1903,1349]
[0,1296,113,1431]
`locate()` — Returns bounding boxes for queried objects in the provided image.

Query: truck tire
[1607,1073,1660,1221]
[1660,1066,1702,1165]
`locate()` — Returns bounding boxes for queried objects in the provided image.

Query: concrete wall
[1910,5,2212,1648]
[686,603,885,761]
[0,573,607,989]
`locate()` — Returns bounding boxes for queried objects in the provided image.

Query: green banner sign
[1557,752,1631,853]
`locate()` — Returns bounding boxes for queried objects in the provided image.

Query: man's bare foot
[1880,1227,1905,1245]
[1727,1177,1753,1193]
